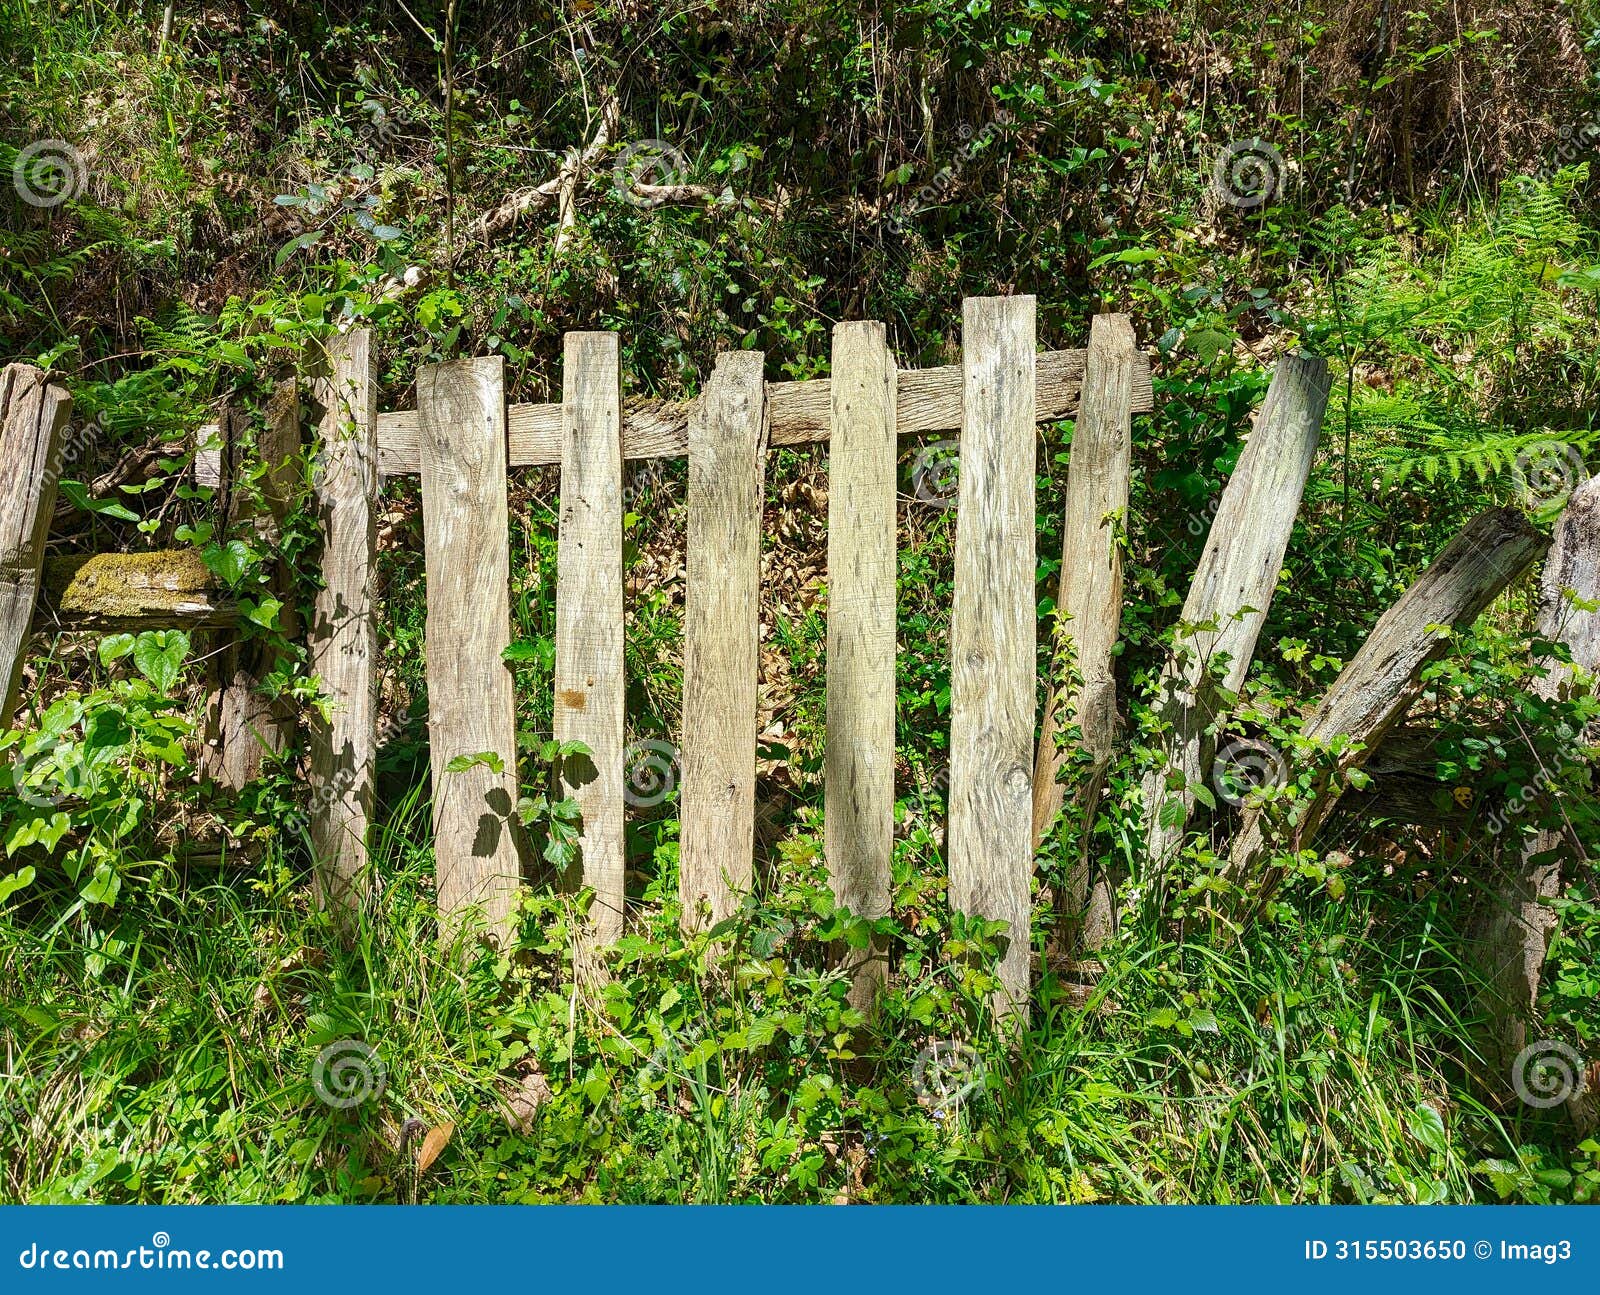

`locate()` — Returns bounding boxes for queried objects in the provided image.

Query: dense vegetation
[2,0,1600,1203]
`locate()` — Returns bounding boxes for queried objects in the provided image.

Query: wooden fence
[1,293,1570,1029]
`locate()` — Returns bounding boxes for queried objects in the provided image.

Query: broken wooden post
[307,331,379,924]
[1226,507,1547,892]
[202,381,303,790]
[418,355,523,948]
[1469,476,1600,1111]
[680,353,769,931]
[1140,355,1330,867]
[1032,313,1136,953]
[824,321,897,1009]
[41,551,237,629]
[948,295,1036,1025]
[0,364,72,728]
[553,332,627,944]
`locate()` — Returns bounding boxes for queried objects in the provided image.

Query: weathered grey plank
[1032,314,1137,952]
[307,331,380,921]
[0,364,72,728]
[1140,355,1331,867]
[1227,507,1548,889]
[418,355,523,947]
[202,382,303,790]
[190,347,1152,482]
[553,332,627,944]
[680,353,769,931]
[824,321,897,1008]
[1471,476,1600,1111]
[947,295,1037,1024]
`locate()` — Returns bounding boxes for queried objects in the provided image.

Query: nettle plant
[0,631,196,914]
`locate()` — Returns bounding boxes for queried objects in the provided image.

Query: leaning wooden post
[1470,476,1600,1104]
[554,333,627,944]
[202,381,303,790]
[418,356,523,948]
[0,365,72,729]
[1140,355,1330,868]
[1032,314,1136,951]
[948,295,1036,1025]
[825,321,897,1009]
[307,331,379,922]
[1226,507,1547,894]
[680,353,769,931]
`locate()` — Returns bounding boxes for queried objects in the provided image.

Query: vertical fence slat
[0,365,71,729]
[1032,313,1136,950]
[948,295,1037,1023]
[308,332,378,920]
[418,355,522,947]
[680,352,769,931]
[204,380,303,790]
[554,332,627,944]
[824,321,897,1008]
[1138,355,1330,868]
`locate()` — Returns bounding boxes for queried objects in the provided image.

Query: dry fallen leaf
[416,1122,455,1175]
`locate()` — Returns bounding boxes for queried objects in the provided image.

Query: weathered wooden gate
[1,292,1567,1031]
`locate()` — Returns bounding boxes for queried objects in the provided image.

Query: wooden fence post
[1470,476,1600,1109]
[948,295,1036,1025]
[0,365,72,729]
[308,331,379,923]
[680,352,768,931]
[554,332,627,944]
[202,380,302,790]
[1032,313,1136,953]
[418,355,523,947]
[1139,355,1330,867]
[1226,507,1547,895]
[825,321,897,1008]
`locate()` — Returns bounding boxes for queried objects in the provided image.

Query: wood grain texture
[308,332,379,920]
[190,347,1149,481]
[1032,314,1137,952]
[824,321,897,1008]
[947,296,1037,1025]
[680,352,769,931]
[1227,507,1547,887]
[1140,355,1330,867]
[0,364,72,728]
[553,333,627,944]
[1471,476,1600,1106]
[418,355,523,947]
[202,382,303,790]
